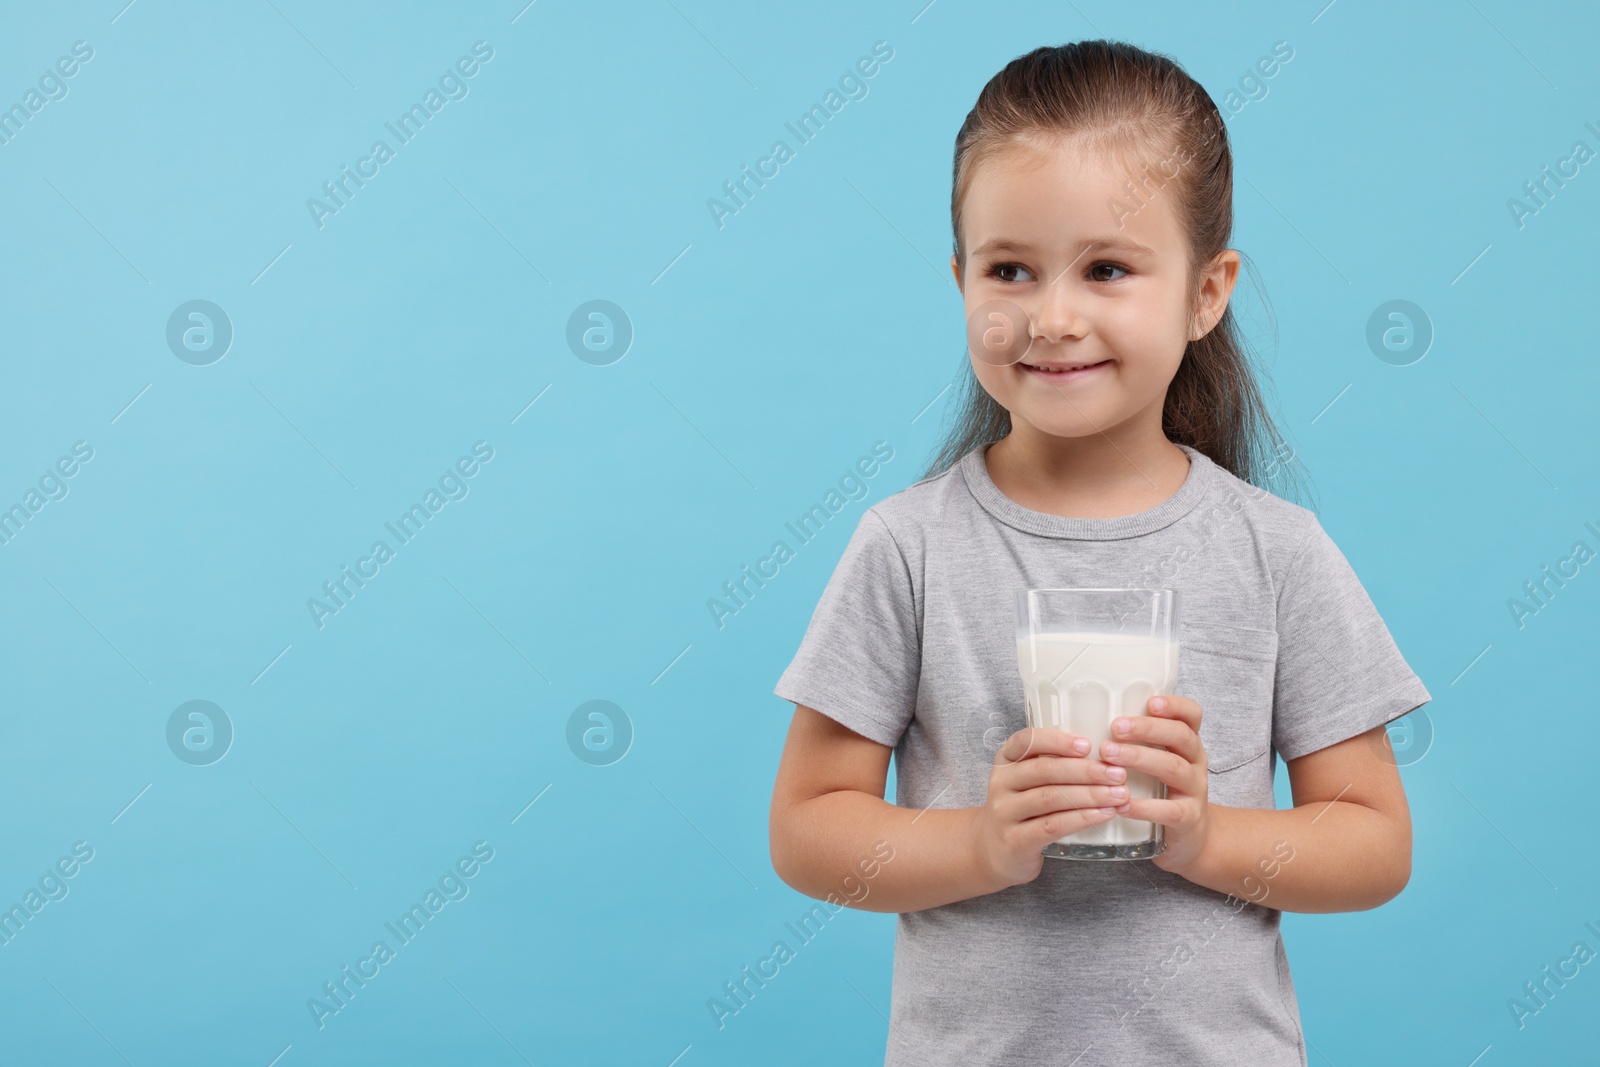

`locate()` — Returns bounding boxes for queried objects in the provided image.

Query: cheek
[1106,292,1184,341]
[1124,344,1188,400]
[969,360,1014,406]
[1103,296,1189,367]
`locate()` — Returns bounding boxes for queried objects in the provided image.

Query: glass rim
[1016,587,1178,595]
[1015,587,1179,635]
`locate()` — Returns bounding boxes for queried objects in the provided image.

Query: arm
[1111,696,1411,912]
[768,705,996,913]
[769,704,1131,913]
[1197,511,1423,911]
[1175,724,1412,913]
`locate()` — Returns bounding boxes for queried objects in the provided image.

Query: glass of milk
[1015,588,1180,860]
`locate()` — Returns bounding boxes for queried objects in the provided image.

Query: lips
[1020,359,1112,377]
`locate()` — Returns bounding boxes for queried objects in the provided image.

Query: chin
[1011,405,1115,441]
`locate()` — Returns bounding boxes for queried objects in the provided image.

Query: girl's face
[952,137,1237,447]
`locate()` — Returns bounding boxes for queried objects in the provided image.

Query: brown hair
[923,39,1311,508]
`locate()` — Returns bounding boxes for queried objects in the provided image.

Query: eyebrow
[970,235,1156,258]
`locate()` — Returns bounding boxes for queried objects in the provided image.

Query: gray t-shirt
[773,441,1431,1067]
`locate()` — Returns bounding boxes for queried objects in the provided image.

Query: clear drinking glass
[1015,588,1180,860]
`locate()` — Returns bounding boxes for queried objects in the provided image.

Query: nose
[1027,268,1088,345]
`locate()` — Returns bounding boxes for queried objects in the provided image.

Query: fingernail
[1102,741,1120,756]
[1108,766,1127,782]
[1072,737,1089,754]
[1110,786,1129,799]
[1113,717,1130,735]
[1151,697,1166,711]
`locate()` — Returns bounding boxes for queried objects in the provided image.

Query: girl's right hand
[968,727,1131,888]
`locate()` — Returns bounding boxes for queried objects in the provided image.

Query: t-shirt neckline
[958,441,1215,540]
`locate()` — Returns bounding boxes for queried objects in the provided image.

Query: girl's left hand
[1099,694,1211,877]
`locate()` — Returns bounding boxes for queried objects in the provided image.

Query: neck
[985,420,1190,520]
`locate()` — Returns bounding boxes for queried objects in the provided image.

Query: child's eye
[984,262,1034,283]
[1089,262,1131,282]
[983,261,1131,284]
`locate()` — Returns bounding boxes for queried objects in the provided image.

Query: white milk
[1015,632,1180,848]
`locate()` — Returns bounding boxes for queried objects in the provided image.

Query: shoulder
[846,452,968,572]
[862,452,965,531]
[1193,450,1322,576]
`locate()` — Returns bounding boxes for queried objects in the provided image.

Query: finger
[1004,754,1128,790]
[1109,711,1201,765]
[1004,782,1130,820]
[1147,694,1202,733]
[996,727,1090,766]
[1114,796,1188,827]
[1018,806,1118,844]
[1098,738,1194,789]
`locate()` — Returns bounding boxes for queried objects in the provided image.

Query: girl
[768,40,1430,1067]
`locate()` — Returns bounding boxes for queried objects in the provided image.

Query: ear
[950,254,963,292]
[1189,248,1240,340]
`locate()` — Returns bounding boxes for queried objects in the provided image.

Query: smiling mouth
[1019,359,1112,376]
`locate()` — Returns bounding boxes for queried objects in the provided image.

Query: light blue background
[0,1,1595,1064]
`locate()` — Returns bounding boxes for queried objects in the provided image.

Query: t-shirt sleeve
[1271,514,1432,761]
[772,508,920,748]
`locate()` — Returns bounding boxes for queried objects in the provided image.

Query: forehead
[961,136,1186,255]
